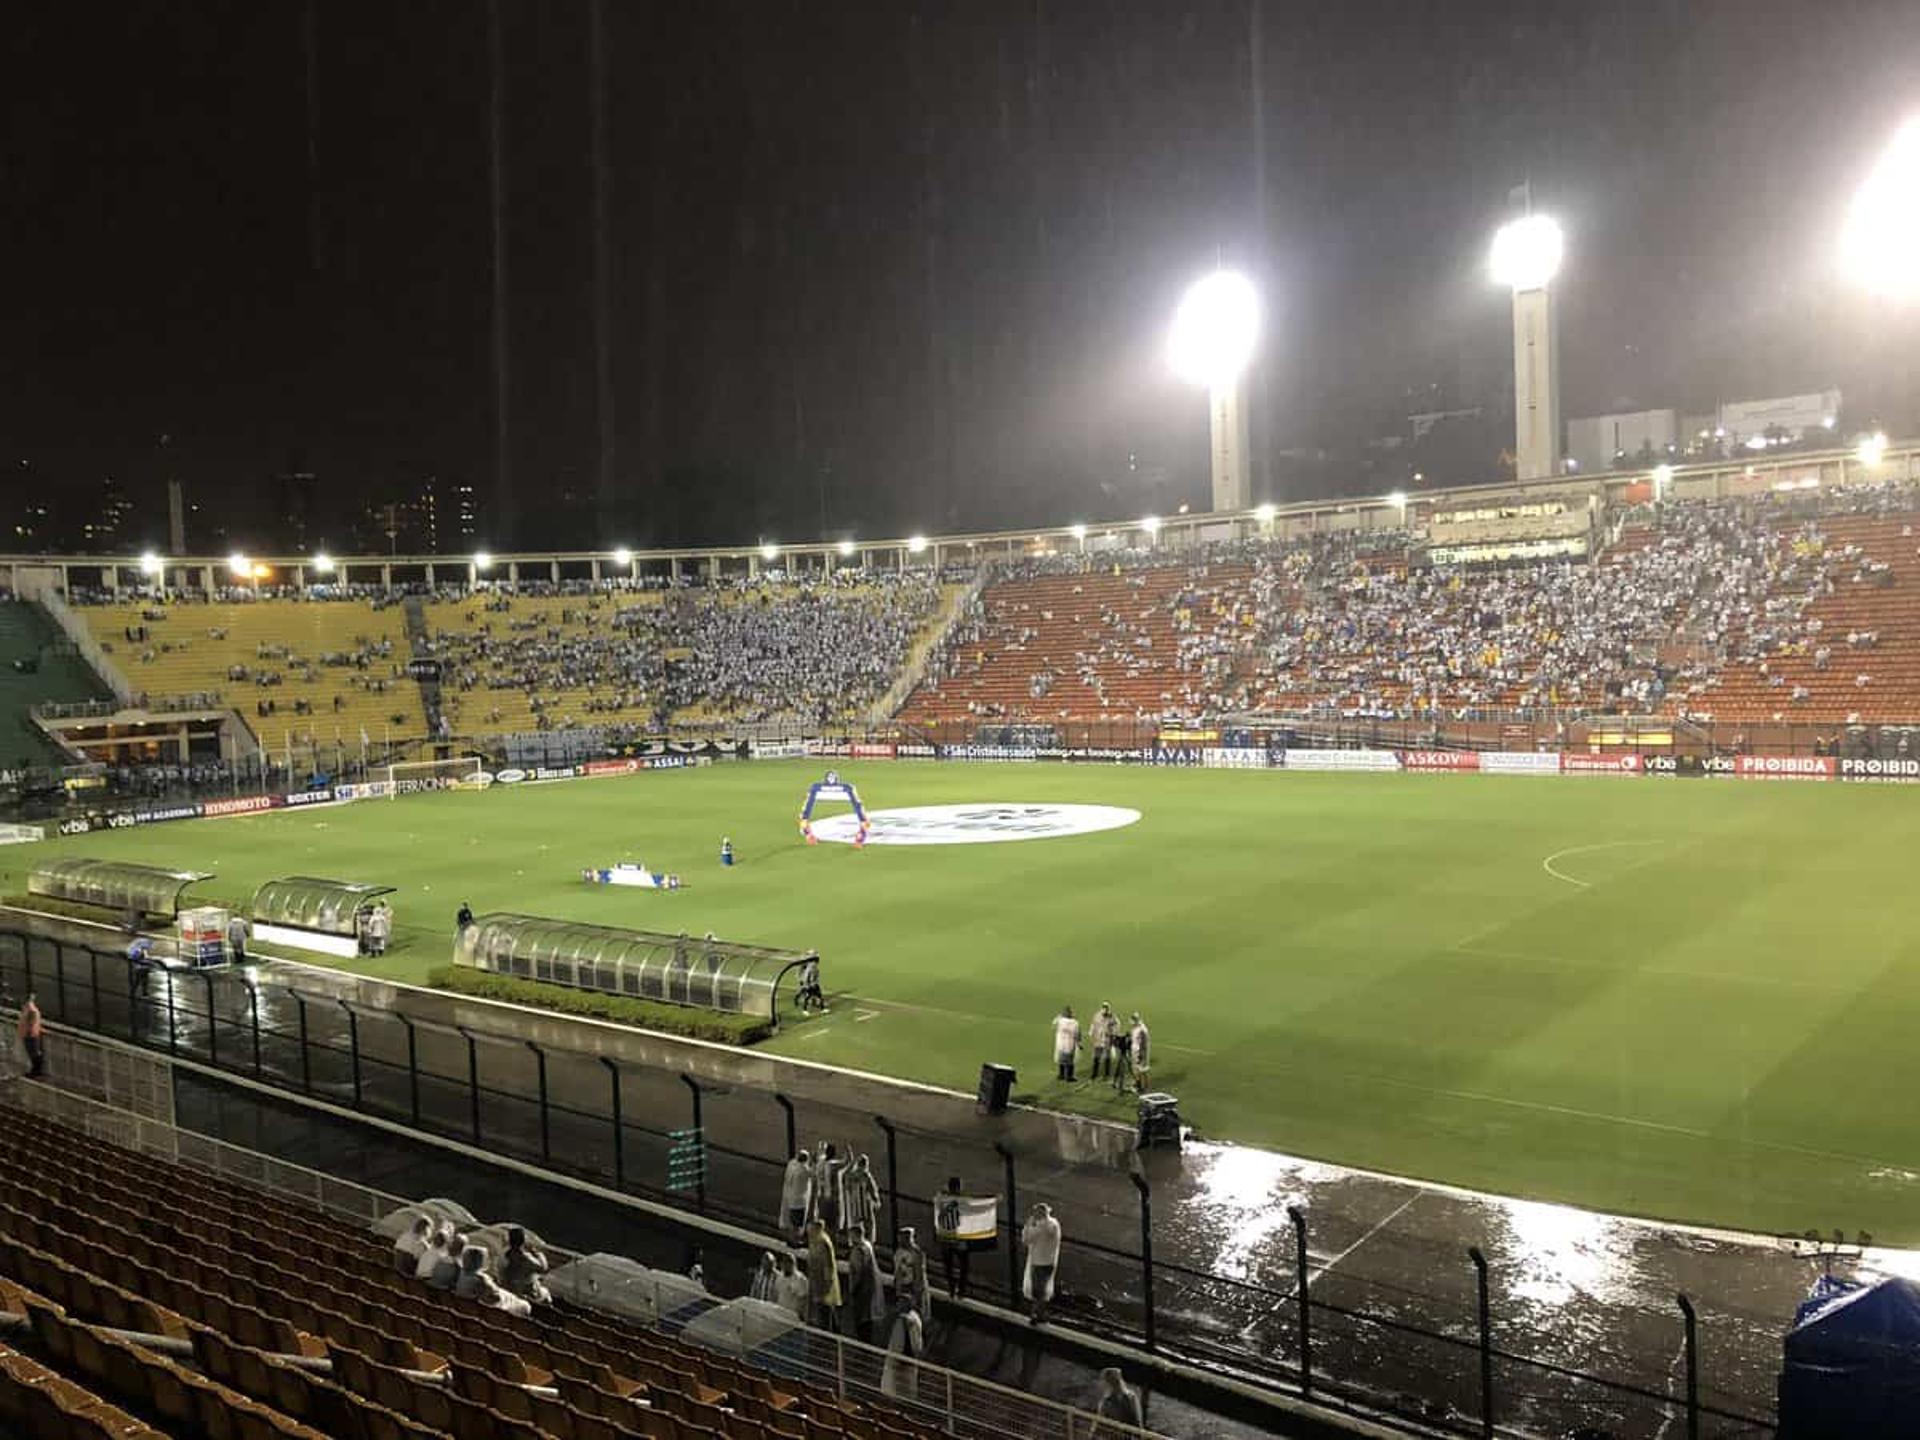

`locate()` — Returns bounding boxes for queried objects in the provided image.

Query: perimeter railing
[0,926,1779,1438]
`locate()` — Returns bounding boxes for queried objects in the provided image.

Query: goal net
[385,756,485,798]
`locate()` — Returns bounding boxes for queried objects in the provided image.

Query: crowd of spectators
[915,481,1920,725]
[425,569,945,731]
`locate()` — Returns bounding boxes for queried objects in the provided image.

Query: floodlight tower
[1840,117,1920,437]
[1490,213,1565,481]
[1840,117,1920,303]
[1169,270,1260,513]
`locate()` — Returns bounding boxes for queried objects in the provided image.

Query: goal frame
[385,755,485,798]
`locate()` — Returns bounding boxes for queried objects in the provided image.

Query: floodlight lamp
[1652,463,1675,489]
[1745,435,1770,452]
[1840,117,1920,300]
[1253,502,1277,523]
[474,550,493,570]
[251,563,271,580]
[1069,523,1088,540]
[760,542,779,562]
[312,553,335,574]
[1387,490,1407,509]
[1167,270,1260,389]
[1490,214,1565,291]
[1857,432,1890,467]
[228,553,249,577]
[611,547,632,567]
[1140,515,1161,536]
[138,551,162,576]
[907,534,928,554]
[837,538,856,557]
[1823,415,1838,430]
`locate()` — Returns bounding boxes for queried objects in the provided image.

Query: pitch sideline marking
[857,994,1216,1055]
[1541,838,1662,889]
[1307,1191,1422,1289]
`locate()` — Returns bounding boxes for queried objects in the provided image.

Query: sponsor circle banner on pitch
[808,802,1141,846]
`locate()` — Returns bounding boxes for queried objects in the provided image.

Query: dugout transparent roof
[455,912,815,1021]
[249,877,396,936]
[27,858,212,916]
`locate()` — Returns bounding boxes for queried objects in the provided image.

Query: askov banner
[1734,755,1835,782]
[1399,750,1481,772]
[1561,753,1644,776]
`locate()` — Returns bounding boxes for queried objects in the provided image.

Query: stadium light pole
[1168,270,1260,513]
[1490,213,1565,480]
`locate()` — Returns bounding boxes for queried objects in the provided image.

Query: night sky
[4,1,1917,553]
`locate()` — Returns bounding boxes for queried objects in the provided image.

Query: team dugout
[454,913,817,1023]
[27,857,213,918]
[249,876,397,958]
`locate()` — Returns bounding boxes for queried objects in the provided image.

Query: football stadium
[7,9,1920,1440]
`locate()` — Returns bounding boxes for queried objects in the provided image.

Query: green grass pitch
[14,759,1920,1242]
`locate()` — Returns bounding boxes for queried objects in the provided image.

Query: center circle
[809,802,1142,846]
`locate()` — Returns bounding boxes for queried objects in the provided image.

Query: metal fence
[6,1023,1166,1440]
[0,927,1777,1438]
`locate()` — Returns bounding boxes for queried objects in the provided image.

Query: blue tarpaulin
[1780,1276,1920,1438]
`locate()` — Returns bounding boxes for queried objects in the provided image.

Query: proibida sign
[1734,755,1835,782]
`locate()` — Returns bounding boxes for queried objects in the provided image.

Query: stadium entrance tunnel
[454,912,817,1024]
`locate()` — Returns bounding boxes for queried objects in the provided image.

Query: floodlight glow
[1069,523,1088,540]
[1652,463,1675,490]
[1387,490,1407,509]
[138,551,162,576]
[1745,435,1770,452]
[1140,515,1161,536]
[1253,502,1277,523]
[474,550,493,570]
[837,538,856,557]
[251,563,271,580]
[1857,432,1890,467]
[312,553,335,573]
[1840,118,1920,300]
[760,542,779,562]
[1490,214,1565,291]
[907,534,928,553]
[228,553,249,577]
[612,547,632,567]
[1167,270,1260,389]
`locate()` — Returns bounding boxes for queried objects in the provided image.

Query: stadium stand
[0,599,111,769]
[75,597,429,752]
[425,573,952,734]
[0,1101,943,1440]
[902,485,1920,729]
